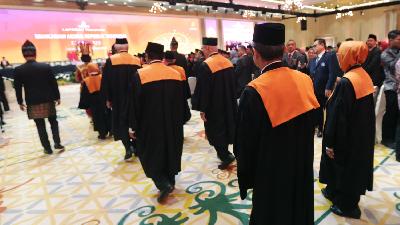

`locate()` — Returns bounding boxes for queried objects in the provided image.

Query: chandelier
[149,2,167,14]
[282,0,304,11]
[296,17,306,23]
[336,10,353,19]
[242,10,256,18]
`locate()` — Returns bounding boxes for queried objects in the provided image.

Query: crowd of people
[6,21,400,224]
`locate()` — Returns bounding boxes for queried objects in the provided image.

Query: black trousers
[152,174,175,191]
[0,91,9,111]
[316,95,327,132]
[326,186,360,212]
[395,111,400,160]
[33,116,60,150]
[382,90,399,144]
[214,145,233,162]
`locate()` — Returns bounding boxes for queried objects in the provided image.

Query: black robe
[319,77,375,195]
[234,62,317,225]
[168,64,191,123]
[79,79,110,137]
[128,62,185,179]
[101,52,141,141]
[191,53,237,147]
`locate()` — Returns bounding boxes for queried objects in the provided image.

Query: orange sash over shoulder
[110,52,141,66]
[169,65,187,80]
[343,67,375,99]
[84,75,102,94]
[248,67,320,127]
[138,62,182,85]
[204,54,233,74]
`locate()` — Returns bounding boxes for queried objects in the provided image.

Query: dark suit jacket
[173,51,188,75]
[362,47,384,87]
[282,51,306,70]
[14,60,60,105]
[309,51,342,97]
[235,54,258,97]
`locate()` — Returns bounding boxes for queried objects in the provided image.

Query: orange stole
[204,54,233,74]
[84,75,102,94]
[343,67,375,99]
[248,67,320,127]
[138,63,182,85]
[169,65,186,80]
[76,64,89,80]
[110,52,141,66]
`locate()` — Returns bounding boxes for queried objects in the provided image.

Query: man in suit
[381,30,400,149]
[363,34,384,87]
[310,38,341,137]
[170,37,188,75]
[14,40,64,154]
[235,45,258,98]
[282,40,306,71]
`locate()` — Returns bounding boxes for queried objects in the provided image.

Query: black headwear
[115,38,128,45]
[81,54,92,63]
[202,37,218,46]
[170,37,178,46]
[253,23,285,46]
[145,42,164,55]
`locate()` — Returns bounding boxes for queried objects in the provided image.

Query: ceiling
[23,0,400,17]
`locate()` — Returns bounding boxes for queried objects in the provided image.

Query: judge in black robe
[79,64,109,139]
[101,38,141,160]
[164,51,191,123]
[234,23,320,225]
[128,42,185,203]
[319,41,375,219]
[191,37,237,169]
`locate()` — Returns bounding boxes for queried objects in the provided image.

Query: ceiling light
[282,0,304,11]
[149,2,167,14]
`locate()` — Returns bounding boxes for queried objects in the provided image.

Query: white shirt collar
[149,60,162,64]
[317,50,325,59]
[261,60,282,73]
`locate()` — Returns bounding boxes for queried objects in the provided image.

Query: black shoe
[321,188,333,202]
[44,148,53,154]
[157,185,174,204]
[98,135,106,140]
[218,154,235,170]
[130,145,138,157]
[330,205,361,219]
[1,121,5,125]
[54,144,65,150]
[396,155,400,162]
[317,130,323,138]
[124,150,133,160]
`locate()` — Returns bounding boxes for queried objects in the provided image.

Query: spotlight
[75,0,88,10]
[169,0,177,6]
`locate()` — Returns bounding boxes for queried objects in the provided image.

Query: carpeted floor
[0,84,399,225]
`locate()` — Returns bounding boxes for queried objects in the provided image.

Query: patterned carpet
[0,84,399,225]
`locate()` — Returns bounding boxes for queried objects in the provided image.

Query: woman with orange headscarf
[319,41,375,219]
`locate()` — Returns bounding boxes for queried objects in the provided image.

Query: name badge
[321,62,326,67]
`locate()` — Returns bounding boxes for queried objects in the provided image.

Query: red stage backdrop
[0,9,201,63]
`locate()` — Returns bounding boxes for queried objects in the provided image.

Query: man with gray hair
[282,39,306,71]
[101,38,141,160]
